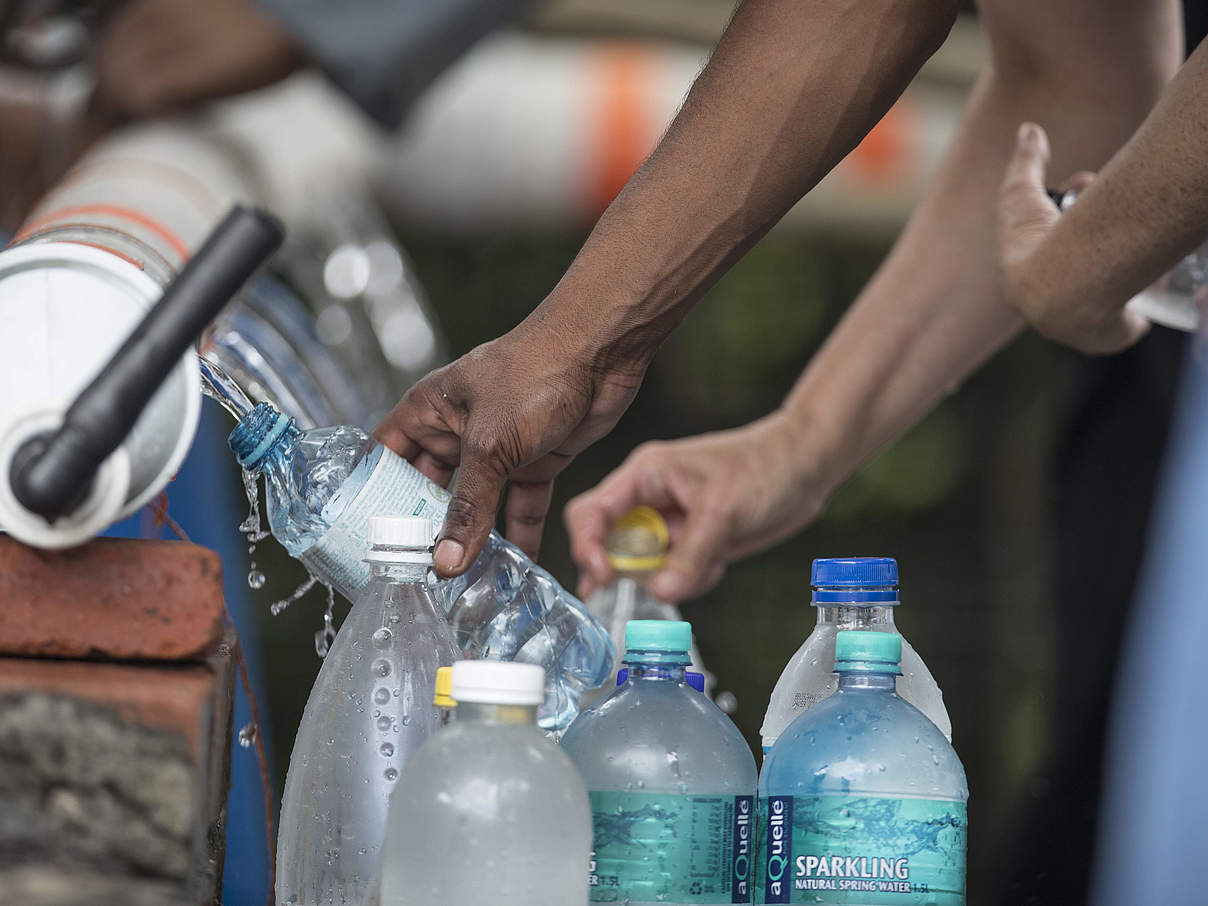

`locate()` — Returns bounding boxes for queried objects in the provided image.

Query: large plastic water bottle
[561,620,758,905]
[580,506,715,709]
[275,515,457,906]
[380,660,592,905]
[227,401,615,731]
[760,558,950,753]
[757,631,968,905]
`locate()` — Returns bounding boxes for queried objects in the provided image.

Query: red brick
[0,536,225,660]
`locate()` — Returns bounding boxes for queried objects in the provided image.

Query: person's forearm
[527,0,959,371]
[779,4,1182,493]
[1015,37,1208,320]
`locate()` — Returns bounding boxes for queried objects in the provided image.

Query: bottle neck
[621,651,690,682]
[815,603,897,629]
[248,422,300,478]
[836,671,898,692]
[455,702,539,725]
[367,557,431,582]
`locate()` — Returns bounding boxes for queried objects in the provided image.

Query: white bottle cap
[369,515,435,548]
[451,660,545,706]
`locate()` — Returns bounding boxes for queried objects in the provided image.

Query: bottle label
[756,794,965,905]
[587,791,755,903]
[299,448,452,595]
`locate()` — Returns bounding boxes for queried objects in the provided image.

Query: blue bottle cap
[834,630,902,673]
[228,402,293,470]
[625,620,692,653]
[811,557,899,604]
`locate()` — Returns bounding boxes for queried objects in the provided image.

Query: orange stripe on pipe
[15,203,191,261]
[588,45,655,217]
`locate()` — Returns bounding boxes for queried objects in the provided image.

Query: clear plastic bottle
[380,660,592,905]
[561,620,758,905]
[275,515,458,906]
[580,506,715,709]
[757,631,968,905]
[760,557,950,753]
[227,401,614,731]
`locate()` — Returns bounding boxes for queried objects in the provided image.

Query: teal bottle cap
[625,620,692,653]
[834,630,902,672]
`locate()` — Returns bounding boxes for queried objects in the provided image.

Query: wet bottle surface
[561,620,758,905]
[275,516,458,906]
[760,558,950,753]
[228,401,614,731]
[381,661,592,905]
[758,631,968,905]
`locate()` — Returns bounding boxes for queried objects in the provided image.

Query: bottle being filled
[561,620,758,905]
[227,401,615,731]
[757,630,968,905]
[381,660,592,905]
[760,557,950,753]
[581,506,716,709]
[276,515,458,906]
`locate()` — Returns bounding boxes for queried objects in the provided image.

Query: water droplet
[374,688,390,705]
[359,848,368,855]
[401,715,411,726]
[237,722,257,748]
[372,627,392,648]
[247,568,265,590]
[377,716,392,731]
[384,768,398,782]
[270,575,318,616]
[379,742,395,757]
[372,658,392,678]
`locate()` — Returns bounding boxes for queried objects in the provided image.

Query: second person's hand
[565,412,832,603]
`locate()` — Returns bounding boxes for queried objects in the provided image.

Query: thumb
[648,506,730,602]
[433,452,506,577]
[999,122,1058,253]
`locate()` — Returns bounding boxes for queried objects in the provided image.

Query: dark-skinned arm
[376,0,961,576]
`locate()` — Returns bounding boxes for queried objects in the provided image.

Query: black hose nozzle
[10,204,284,523]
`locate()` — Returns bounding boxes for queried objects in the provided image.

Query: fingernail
[434,539,465,573]
[1018,122,1038,146]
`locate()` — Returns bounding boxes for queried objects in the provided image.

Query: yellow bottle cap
[433,666,457,708]
[606,506,669,573]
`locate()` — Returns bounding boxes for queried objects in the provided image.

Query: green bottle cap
[625,620,692,653]
[834,630,902,672]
